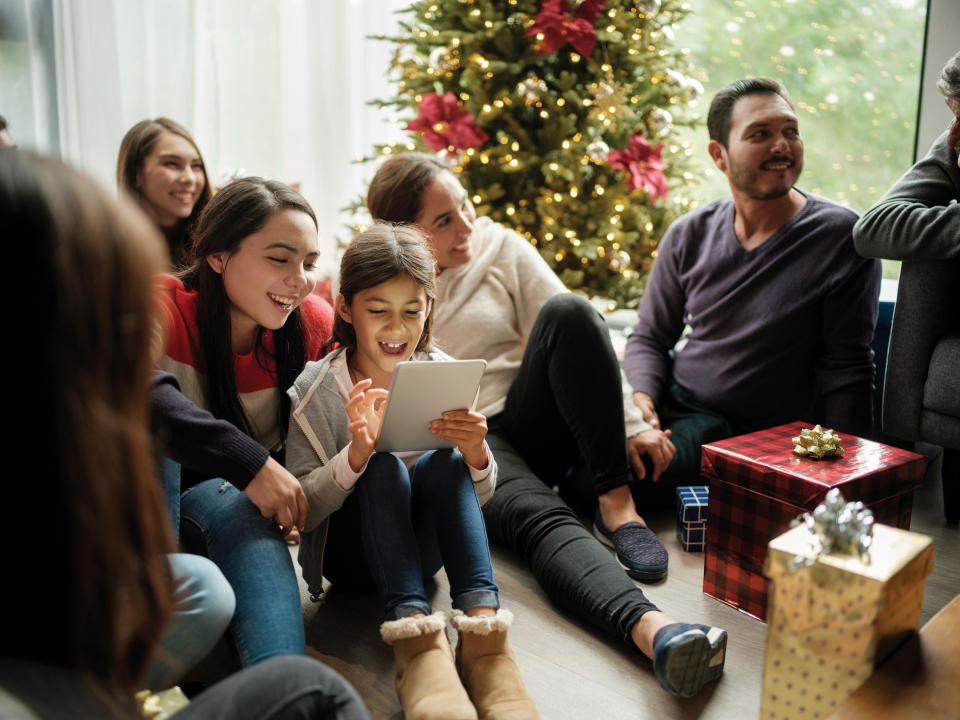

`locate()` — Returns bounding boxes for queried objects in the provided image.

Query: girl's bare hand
[345,378,389,472]
[430,409,489,469]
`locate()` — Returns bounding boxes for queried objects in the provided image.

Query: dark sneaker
[652,622,727,698]
[593,508,668,581]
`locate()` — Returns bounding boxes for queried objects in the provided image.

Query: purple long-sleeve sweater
[624,192,881,432]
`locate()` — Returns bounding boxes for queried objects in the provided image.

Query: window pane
[675,0,927,280]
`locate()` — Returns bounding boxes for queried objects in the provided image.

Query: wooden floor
[296,463,959,720]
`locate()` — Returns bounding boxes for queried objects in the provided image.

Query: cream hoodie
[431,217,651,435]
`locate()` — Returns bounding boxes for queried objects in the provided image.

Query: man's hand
[245,456,309,541]
[632,391,662,429]
[627,428,676,483]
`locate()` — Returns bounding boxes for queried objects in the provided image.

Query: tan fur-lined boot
[451,609,540,720]
[380,612,477,720]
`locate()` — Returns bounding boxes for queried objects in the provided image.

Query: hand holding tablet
[375,359,487,454]
[429,408,490,470]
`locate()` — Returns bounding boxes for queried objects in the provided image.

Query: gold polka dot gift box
[760,518,933,720]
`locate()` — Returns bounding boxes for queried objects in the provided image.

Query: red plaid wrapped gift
[700,422,925,621]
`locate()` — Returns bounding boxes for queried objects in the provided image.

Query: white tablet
[375,359,487,453]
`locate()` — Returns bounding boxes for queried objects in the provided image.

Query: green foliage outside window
[675,0,927,280]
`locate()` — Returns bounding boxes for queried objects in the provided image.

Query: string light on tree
[354,0,703,307]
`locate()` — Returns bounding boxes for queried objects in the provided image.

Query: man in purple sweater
[623,77,881,489]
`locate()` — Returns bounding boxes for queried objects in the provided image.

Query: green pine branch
[352,0,705,308]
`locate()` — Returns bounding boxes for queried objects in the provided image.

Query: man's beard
[729,157,802,200]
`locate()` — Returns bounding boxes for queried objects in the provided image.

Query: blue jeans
[322,450,499,620]
[177,473,306,666]
[143,553,236,690]
[161,457,182,535]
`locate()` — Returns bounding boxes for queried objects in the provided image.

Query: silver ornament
[586,139,610,162]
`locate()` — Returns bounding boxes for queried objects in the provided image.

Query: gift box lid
[766,522,933,583]
[700,422,925,509]
[676,485,709,522]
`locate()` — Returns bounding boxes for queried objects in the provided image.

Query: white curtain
[50,0,411,262]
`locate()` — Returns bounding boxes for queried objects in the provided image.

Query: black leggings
[176,656,368,720]
[482,294,659,644]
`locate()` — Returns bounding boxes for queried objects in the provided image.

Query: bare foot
[630,610,675,659]
[597,484,647,530]
[465,606,497,618]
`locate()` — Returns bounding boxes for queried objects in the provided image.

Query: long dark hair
[2,151,174,695]
[117,117,213,268]
[180,176,317,441]
[333,223,437,354]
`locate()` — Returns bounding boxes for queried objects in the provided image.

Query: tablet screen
[375,359,487,453]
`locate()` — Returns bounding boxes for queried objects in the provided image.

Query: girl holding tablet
[366,153,727,699]
[285,224,537,720]
[117,117,212,268]
[156,176,334,667]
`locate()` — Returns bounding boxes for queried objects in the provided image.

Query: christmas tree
[360,0,704,308]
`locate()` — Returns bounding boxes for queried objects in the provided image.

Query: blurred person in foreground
[0,150,369,720]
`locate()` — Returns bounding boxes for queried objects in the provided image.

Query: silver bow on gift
[788,488,874,570]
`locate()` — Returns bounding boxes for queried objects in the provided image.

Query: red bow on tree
[607,132,669,204]
[406,92,489,152]
[524,0,606,57]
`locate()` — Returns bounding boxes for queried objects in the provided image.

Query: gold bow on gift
[792,424,844,459]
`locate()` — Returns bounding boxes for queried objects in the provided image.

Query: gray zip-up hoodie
[285,346,497,598]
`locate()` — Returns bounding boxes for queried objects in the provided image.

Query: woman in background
[118,117,212,268]
[0,149,368,720]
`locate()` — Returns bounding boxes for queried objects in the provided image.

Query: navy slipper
[593,508,668,581]
[652,622,727,698]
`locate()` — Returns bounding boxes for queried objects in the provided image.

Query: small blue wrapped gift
[676,486,709,552]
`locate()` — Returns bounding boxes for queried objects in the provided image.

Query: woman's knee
[167,553,236,632]
[538,293,604,337]
[414,448,463,477]
[485,474,580,535]
[180,478,282,549]
[366,451,408,476]
[182,478,258,520]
